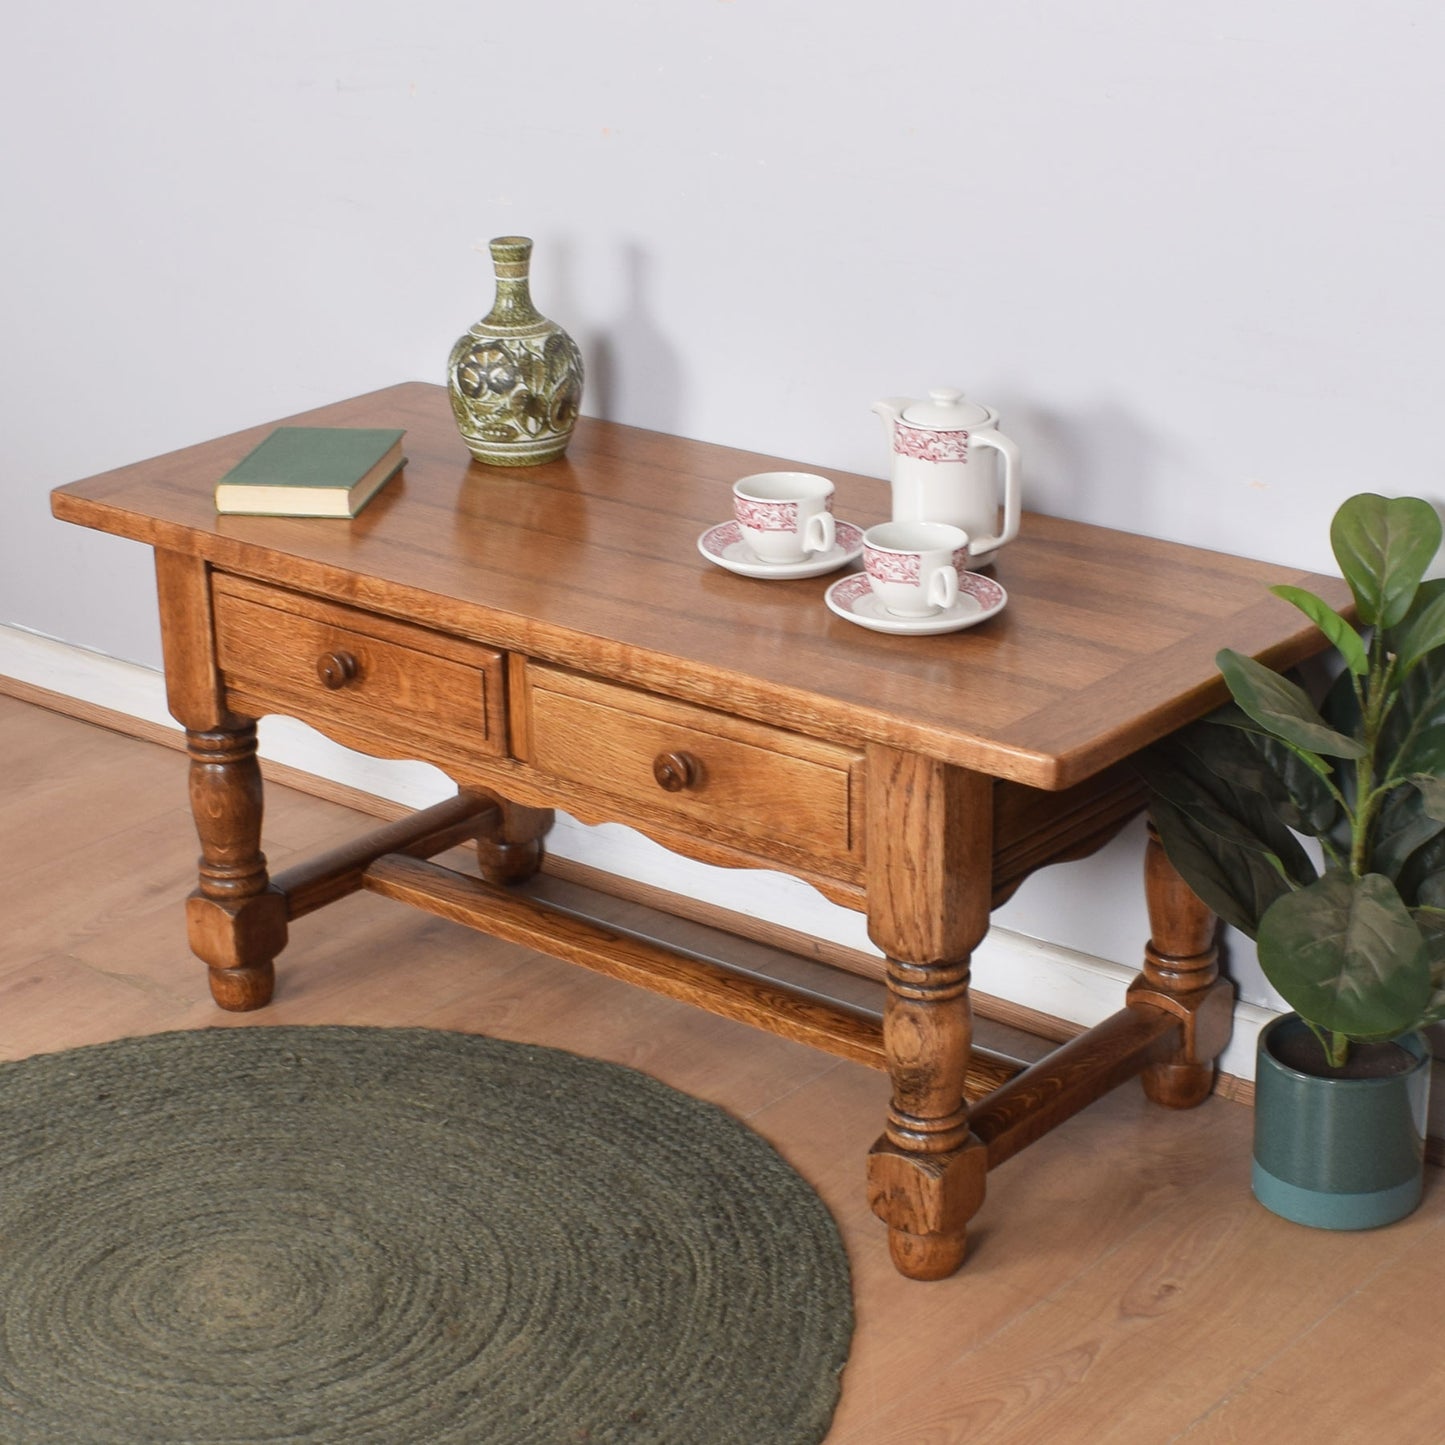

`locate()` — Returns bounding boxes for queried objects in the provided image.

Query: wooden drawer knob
[653,750,701,792]
[316,651,359,689]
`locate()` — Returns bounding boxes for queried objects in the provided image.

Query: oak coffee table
[52,382,1346,1279]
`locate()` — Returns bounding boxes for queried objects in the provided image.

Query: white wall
[6,2,1443,1013]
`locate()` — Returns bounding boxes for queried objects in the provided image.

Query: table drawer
[212,574,507,758]
[520,664,863,870]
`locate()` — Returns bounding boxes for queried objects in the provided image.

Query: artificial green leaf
[1206,701,1269,734]
[1246,731,1341,838]
[1392,586,1445,678]
[1270,584,1369,676]
[1368,783,1445,881]
[1378,649,1445,779]
[1421,872,1445,911]
[1205,702,1340,794]
[1398,831,1445,910]
[1413,912,1445,1023]
[1144,796,1293,939]
[1217,649,1365,759]
[1139,729,1320,883]
[1138,724,1323,937]
[1257,871,1432,1041]
[1329,492,1442,629]
[1410,774,1445,822]
[1412,908,1445,979]
[1198,712,1340,837]
[1405,575,1445,609]
[1320,663,1364,738]
[1318,668,1364,862]
[1160,785,1313,882]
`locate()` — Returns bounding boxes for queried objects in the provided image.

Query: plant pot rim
[1259,1013,1429,1088]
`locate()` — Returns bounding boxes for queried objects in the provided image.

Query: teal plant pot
[1252,1014,1430,1230]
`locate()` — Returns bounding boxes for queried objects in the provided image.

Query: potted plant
[1141,492,1445,1229]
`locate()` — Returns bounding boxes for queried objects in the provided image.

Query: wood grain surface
[53,381,1349,790]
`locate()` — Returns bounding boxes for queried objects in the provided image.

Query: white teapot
[873,389,1021,562]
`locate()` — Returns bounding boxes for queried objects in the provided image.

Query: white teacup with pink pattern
[733,472,837,563]
[863,521,970,616]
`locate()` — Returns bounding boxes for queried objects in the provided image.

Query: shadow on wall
[581,242,684,433]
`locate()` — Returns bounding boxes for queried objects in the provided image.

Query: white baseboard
[0,621,1273,1081]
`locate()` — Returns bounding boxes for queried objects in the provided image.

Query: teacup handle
[804,510,836,556]
[966,429,1022,556]
[928,564,959,611]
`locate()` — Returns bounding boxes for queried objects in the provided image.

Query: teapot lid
[901,388,991,429]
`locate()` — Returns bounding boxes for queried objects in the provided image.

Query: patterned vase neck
[479,237,543,332]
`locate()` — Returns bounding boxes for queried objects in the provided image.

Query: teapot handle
[965,429,1022,556]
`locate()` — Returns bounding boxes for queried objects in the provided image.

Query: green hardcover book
[214,427,406,517]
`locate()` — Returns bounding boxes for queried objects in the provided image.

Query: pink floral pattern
[893,424,970,463]
[964,573,1006,608]
[830,574,876,608]
[735,497,799,532]
[834,570,1006,614]
[703,521,745,555]
[865,549,921,584]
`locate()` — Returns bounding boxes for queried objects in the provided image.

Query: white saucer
[698,520,865,579]
[824,570,1008,634]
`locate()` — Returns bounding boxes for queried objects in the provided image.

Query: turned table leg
[1128,822,1233,1108]
[185,724,288,1010]
[475,798,555,885]
[869,957,989,1279]
[864,748,992,1280]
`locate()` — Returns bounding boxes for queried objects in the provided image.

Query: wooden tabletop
[52,381,1348,790]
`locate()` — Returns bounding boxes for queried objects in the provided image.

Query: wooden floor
[5,691,1442,1444]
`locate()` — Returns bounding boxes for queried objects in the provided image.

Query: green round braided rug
[0,1026,852,1443]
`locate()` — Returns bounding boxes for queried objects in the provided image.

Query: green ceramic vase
[1252,1014,1430,1230]
[447,236,584,467]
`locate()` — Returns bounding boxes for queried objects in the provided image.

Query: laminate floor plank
[0,950,198,1062]
[1169,1219,1445,1444]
